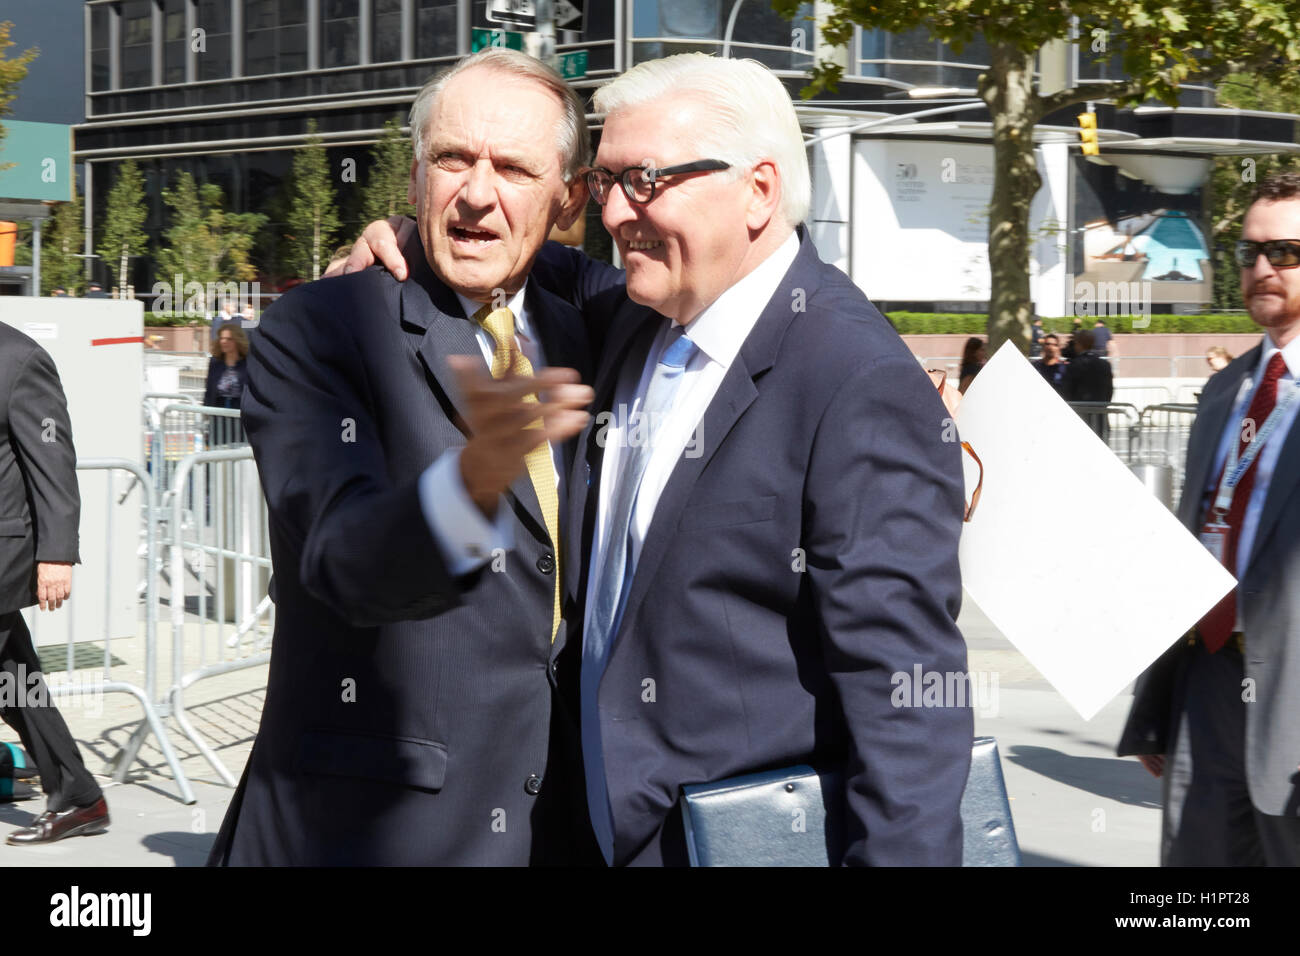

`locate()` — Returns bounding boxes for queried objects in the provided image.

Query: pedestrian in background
[958,336,987,394]
[203,325,249,446]
[1034,333,1068,394]
[1205,345,1233,374]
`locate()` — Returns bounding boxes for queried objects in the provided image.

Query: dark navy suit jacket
[535,232,973,865]
[208,233,595,865]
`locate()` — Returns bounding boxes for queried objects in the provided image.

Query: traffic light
[1077,111,1100,156]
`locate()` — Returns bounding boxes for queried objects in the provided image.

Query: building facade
[74,0,1300,313]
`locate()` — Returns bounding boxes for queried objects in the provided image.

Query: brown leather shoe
[6,797,110,845]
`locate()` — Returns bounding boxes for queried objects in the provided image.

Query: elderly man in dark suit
[1120,172,1300,865]
[207,48,596,866]
[0,322,109,845]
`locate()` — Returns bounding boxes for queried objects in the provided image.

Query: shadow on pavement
[143,831,215,866]
[1005,745,1162,808]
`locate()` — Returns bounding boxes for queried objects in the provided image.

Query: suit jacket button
[525,774,543,796]
[536,553,555,575]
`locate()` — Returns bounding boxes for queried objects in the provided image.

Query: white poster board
[956,342,1235,719]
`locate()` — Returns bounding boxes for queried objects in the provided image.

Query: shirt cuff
[418,449,514,576]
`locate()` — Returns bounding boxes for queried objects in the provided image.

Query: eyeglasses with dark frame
[1234,239,1300,269]
[583,160,732,205]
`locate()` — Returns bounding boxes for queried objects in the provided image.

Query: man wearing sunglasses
[1120,172,1300,865]
[347,56,969,867]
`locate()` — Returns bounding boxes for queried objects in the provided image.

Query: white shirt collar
[455,283,531,340]
[1258,330,1300,380]
[674,231,800,368]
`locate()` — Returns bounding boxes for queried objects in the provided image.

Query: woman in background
[204,325,250,445]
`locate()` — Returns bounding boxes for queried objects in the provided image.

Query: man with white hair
[351,54,971,867]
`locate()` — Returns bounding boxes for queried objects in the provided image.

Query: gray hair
[408,48,589,182]
[592,53,811,226]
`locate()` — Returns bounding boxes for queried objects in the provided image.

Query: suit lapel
[607,234,812,651]
[1246,371,1300,571]
[565,305,662,607]
[1178,349,1258,530]
[528,282,592,501]
[399,234,550,543]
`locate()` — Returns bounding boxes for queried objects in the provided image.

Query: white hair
[592,54,810,226]
[408,48,589,182]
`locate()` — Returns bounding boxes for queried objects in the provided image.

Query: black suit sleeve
[240,289,460,627]
[203,357,220,408]
[9,346,80,564]
[531,241,629,355]
[803,356,972,866]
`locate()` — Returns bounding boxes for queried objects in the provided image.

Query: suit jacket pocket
[297,728,448,793]
[679,495,777,532]
[0,516,28,537]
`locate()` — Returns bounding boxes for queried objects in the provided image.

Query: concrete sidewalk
[0,594,1161,866]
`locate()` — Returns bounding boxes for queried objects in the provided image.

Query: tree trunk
[982,43,1042,355]
[119,244,128,300]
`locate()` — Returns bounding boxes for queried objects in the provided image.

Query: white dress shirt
[584,230,801,625]
[1204,332,1300,624]
[417,283,564,574]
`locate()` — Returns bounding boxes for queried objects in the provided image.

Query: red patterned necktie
[1197,352,1289,652]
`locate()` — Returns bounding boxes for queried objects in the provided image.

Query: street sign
[485,0,536,29]
[557,49,588,80]
[555,0,583,32]
[471,27,525,52]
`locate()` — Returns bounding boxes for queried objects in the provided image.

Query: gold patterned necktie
[473,304,562,642]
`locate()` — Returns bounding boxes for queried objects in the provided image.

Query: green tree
[41,190,85,295]
[155,171,213,300]
[0,20,38,166]
[776,1,1300,353]
[361,118,415,224]
[155,172,266,312]
[97,159,149,295]
[1209,72,1300,311]
[285,119,340,281]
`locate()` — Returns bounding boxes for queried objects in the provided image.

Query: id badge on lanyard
[1200,372,1299,566]
[1199,518,1229,564]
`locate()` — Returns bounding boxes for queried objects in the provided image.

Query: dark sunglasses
[583,160,731,205]
[1233,239,1300,268]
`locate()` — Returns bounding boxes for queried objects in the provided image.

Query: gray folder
[680,735,1020,866]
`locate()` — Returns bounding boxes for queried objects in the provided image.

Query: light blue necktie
[582,327,698,862]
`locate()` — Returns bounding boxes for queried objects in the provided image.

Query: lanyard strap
[1211,378,1300,515]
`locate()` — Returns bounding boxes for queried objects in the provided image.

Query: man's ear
[555,176,589,231]
[407,158,420,206]
[745,159,781,232]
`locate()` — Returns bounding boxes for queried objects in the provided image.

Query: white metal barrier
[164,446,273,786]
[34,459,196,804]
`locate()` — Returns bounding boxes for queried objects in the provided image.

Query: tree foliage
[0,20,38,164]
[41,190,85,295]
[284,119,341,281]
[774,0,1300,352]
[362,118,415,224]
[155,171,266,304]
[97,159,149,295]
[1209,72,1300,311]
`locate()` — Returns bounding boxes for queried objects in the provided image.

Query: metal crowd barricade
[165,445,273,786]
[147,402,245,504]
[34,459,196,804]
[1066,402,1142,462]
[1137,403,1200,510]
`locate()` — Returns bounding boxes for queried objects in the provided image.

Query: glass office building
[77,0,1300,312]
